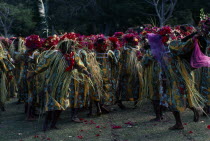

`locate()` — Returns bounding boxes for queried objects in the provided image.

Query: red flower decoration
[77,136,83,139]
[158,26,172,36]
[64,52,75,72]
[161,36,169,44]
[183,123,187,125]
[44,35,60,49]
[124,121,134,126]
[46,137,51,140]
[188,131,193,134]
[113,32,124,38]
[94,35,108,53]
[25,35,43,50]
[111,125,122,129]
[34,135,39,138]
[108,37,121,50]
[60,32,78,41]
[79,118,84,121]
[96,125,100,128]
[123,33,139,46]
[90,120,96,124]
[95,134,100,137]
[207,125,210,129]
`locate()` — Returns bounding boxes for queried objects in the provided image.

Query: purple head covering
[191,38,210,68]
[147,33,166,64]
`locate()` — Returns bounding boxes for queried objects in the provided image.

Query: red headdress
[108,37,121,50]
[157,26,172,44]
[94,35,108,53]
[44,35,60,49]
[60,32,78,41]
[25,35,43,50]
[113,32,124,38]
[122,33,139,46]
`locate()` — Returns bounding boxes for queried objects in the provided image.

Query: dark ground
[0,98,210,141]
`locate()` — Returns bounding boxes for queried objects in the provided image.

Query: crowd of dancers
[0,17,210,132]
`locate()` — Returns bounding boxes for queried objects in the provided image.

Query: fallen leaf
[90,120,96,124]
[188,131,193,134]
[34,135,39,138]
[95,134,100,137]
[112,125,122,129]
[125,121,134,126]
[77,136,83,139]
[79,118,84,121]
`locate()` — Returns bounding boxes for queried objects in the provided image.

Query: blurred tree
[0,0,209,36]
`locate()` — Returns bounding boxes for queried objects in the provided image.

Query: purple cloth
[147,33,166,64]
[191,38,210,68]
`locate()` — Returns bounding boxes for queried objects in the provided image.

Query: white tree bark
[37,0,48,37]
[0,6,14,37]
[144,0,177,27]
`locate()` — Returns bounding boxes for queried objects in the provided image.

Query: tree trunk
[3,27,8,38]
[37,0,48,37]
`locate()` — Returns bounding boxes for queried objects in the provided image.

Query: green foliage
[0,0,209,36]
[0,2,36,37]
[11,4,36,37]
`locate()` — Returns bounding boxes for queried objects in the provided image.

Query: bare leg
[87,100,93,116]
[95,101,102,116]
[190,107,200,122]
[150,100,162,122]
[43,111,52,132]
[169,111,184,130]
[71,108,82,123]
[50,110,62,130]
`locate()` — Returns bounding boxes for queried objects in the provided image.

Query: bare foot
[72,117,83,123]
[168,124,184,130]
[150,117,162,122]
[50,126,60,130]
[26,117,36,121]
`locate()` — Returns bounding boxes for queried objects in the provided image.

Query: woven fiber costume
[30,39,90,131]
[116,34,143,109]
[0,44,15,111]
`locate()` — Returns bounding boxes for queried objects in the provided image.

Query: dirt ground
[0,99,210,141]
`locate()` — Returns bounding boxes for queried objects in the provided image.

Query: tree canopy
[0,0,209,37]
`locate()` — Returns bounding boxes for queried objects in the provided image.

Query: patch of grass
[0,99,210,141]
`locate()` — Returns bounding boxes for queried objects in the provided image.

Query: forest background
[0,0,209,37]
